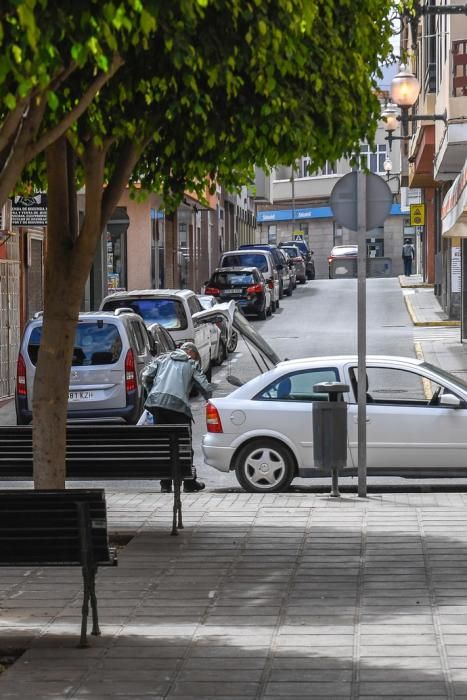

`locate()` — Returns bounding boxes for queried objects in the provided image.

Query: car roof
[212,266,260,273]
[222,249,272,256]
[102,289,194,301]
[275,354,425,369]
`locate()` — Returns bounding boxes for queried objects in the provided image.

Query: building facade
[255,125,411,279]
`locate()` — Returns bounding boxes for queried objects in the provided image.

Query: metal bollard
[312,382,349,498]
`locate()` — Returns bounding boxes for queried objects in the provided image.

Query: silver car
[15,310,155,424]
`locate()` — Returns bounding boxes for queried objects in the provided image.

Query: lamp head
[381,103,399,132]
[390,67,421,108]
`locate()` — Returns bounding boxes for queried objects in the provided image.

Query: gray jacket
[142,349,213,419]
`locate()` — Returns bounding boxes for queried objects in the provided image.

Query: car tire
[258,304,267,321]
[205,361,212,381]
[299,277,307,284]
[16,413,31,426]
[267,302,272,317]
[279,282,284,299]
[234,439,295,493]
[275,299,280,310]
[227,329,238,353]
[285,284,293,297]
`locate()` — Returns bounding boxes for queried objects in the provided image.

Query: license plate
[69,390,94,401]
[224,289,243,295]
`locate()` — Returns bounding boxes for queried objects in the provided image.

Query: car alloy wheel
[227,329,238,353]
[235,439,295,493]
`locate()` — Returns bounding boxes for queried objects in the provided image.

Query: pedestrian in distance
[402,238,415,277]
[142,342,213,493]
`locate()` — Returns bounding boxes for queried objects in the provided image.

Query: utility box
[312,382,349,472]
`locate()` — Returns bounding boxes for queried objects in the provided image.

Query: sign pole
[357,170,367,498]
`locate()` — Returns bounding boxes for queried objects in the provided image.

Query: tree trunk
[33,138,106,488]
[32,135,136,488]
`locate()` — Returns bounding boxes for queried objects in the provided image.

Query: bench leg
[79,572,90,648]
[89,568,101,636]
[171,488,179,536]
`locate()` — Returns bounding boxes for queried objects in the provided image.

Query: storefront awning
[442,159,467,237]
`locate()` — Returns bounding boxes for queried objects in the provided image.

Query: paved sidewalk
[2,491,467,699]
[402,287,460,327]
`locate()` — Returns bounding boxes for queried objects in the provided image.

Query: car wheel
[275,298,280,310]
[279,282,284,299]
[299,277,307,284]
[267,302,272,317]
[285,284,293,297]
[227,329,238,353]
[258,304,267,320]
[205,361,212,381]
[234,439,295,493]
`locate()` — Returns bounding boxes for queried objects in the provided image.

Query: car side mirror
[439,393,463,408]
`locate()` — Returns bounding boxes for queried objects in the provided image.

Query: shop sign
[11,194,47,227]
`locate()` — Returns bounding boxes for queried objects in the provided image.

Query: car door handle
[353,417,370,423]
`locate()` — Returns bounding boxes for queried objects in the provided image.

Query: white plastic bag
[137,409,154,426]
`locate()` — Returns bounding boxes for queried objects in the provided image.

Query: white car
[203,354,467,492]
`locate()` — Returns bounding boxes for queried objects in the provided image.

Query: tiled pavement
[2,492,467,698]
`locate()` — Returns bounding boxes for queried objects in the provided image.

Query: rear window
[27,322,123,367]
[101,298,188,330]
[281,246,300,257]
[221,253,268,273]
[212,271,257,286]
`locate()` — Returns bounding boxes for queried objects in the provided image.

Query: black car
[204,267,272,320]
[279,244,307,284]
[281,240,315,280]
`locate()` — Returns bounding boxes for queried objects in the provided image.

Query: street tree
[12,0,400,487]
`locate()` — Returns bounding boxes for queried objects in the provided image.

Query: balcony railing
[453,40,467,96]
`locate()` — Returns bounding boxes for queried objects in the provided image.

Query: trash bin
[312,382,349,496]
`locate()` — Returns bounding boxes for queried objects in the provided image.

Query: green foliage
[9,0,400,214]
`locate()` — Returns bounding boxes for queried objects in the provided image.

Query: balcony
[432,40,467,180]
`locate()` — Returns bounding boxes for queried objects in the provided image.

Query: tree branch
[100,139,147,227]
[30,54,124,159]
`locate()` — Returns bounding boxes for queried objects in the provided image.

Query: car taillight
[328,256,333,264]
[205,286,220,296]
[267,279,274,290]
[16,354,27,396]
[125,349,137,393]
[206,402,223,433]
[246,283,264,294]
[292,257,302,263]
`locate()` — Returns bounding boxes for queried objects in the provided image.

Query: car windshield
[212,271,256,286]
[102,298,187,330]
[222,253,268,272]
[27,322,122,367]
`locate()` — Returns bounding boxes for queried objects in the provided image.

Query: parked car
[280,240,315,280]
[238,244,291,298]
[16,310,156,425]
[217,249,280,311]
[279,244,307,284]
[327,244,358,278]
[100,289,216,376]
[203,345,467,492]
[281,250,296,289]
[204,267,272,320]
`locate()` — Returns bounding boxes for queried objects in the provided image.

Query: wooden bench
[0,424,193,535]
[0,489,116,647]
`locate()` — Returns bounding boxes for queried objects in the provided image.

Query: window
[28,322,123,367]
[360,144,387,174]
[309,161,337,177]
[255,368,339,402]
[268,224,277,244]
[130,320,147,355]
[102,298,188,330]
[350,366,442,405]
[212,271,257,286]
[187,295,203,315]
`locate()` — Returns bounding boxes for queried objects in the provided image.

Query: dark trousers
[403,256,413,276]
[147,408,194,486]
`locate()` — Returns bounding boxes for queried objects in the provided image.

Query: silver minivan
[217,249,281,310]
[15,310,155,424]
